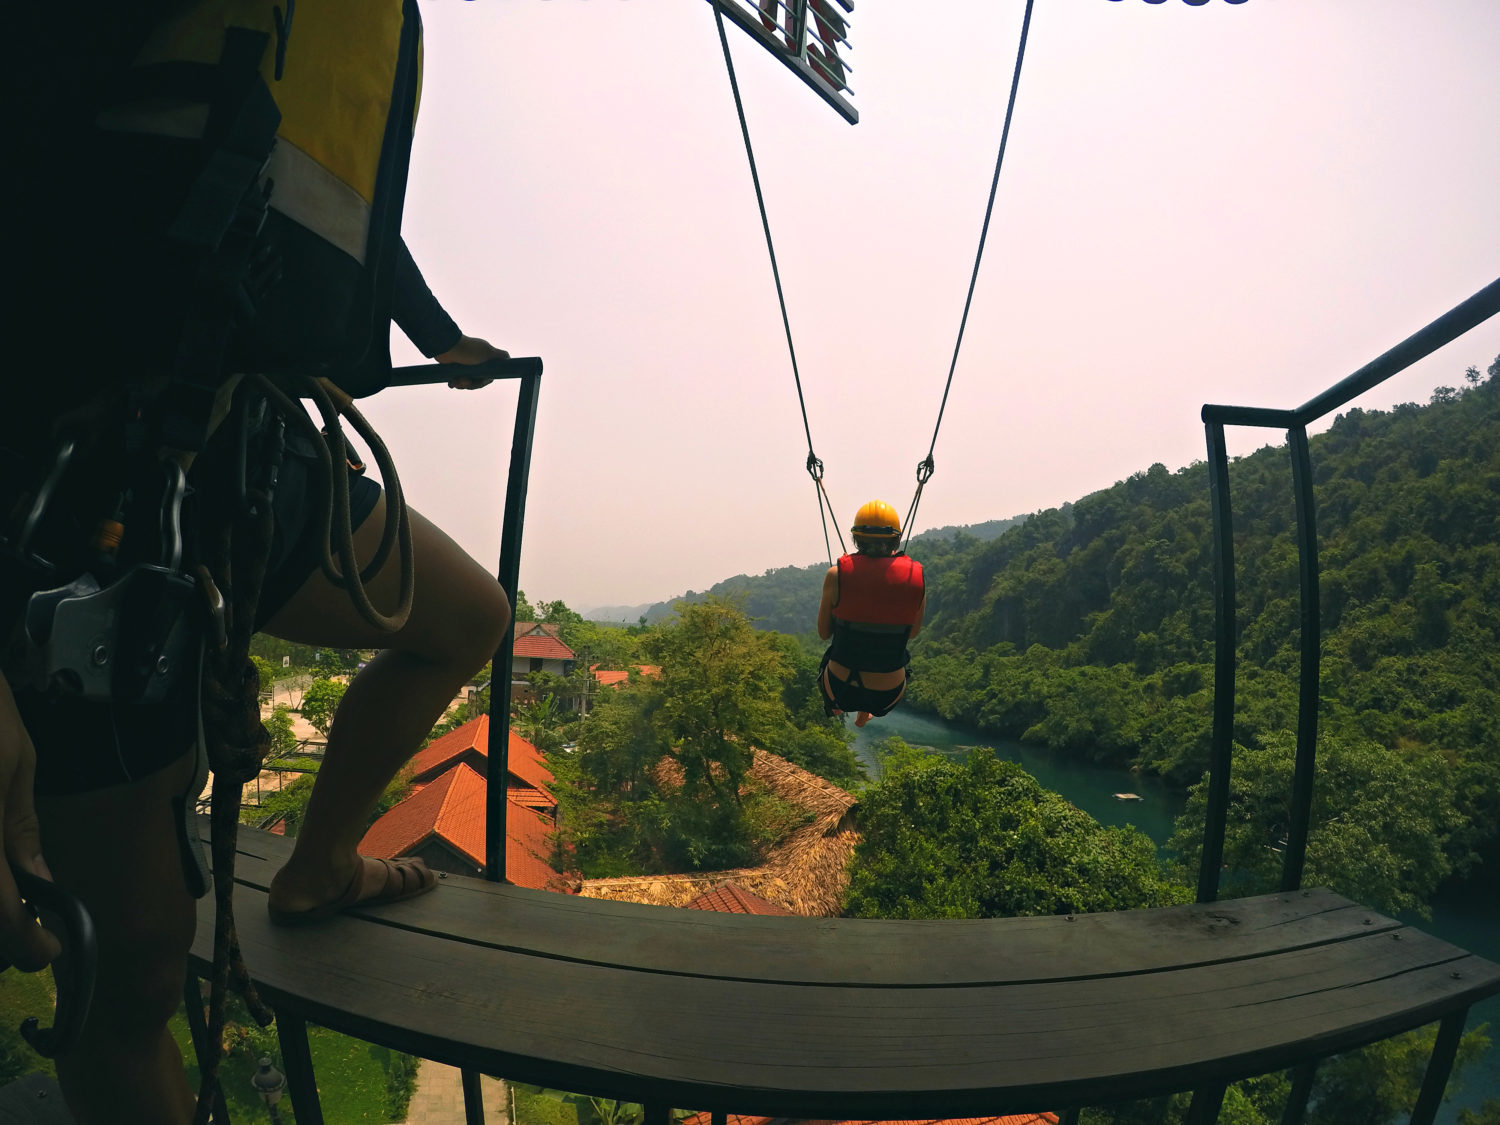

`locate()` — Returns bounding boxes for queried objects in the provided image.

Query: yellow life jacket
[110,0,421,271]
[87,0,424,418]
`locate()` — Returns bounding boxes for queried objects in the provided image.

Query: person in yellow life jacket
[2,4,518,1122]
[816,500,926,727]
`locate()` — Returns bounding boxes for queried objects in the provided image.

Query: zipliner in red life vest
[829,552,925,673]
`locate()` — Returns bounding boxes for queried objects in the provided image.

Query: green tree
[514,695,567,753]
[846,741,1187,919]
[645,599,789,810]
[1308,1024,1490,1125]
[299,677,348,738]
[1167,731,1465,917]
[251,655,278,697]
[564,619,639,671]
[575,681,665,802]
[560,599,844,875]
[264,704,298,761]
[514,590,536,622]
[254,773,315,834]
[1460,1099,1500,1125]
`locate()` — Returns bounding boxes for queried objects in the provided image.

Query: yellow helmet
[852,499,901,539]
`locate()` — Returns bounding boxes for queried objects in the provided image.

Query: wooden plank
[210,823,1402,986]
[190,859,1500,1120]
[0,1075,74,1124]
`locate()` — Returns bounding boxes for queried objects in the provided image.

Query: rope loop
[806,452,825,481]
[916,456,935,485]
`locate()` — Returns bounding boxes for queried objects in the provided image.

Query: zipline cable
[904,0,1036,551]
[713,2,847,564]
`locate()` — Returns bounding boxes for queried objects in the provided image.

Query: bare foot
[854,712,872,727]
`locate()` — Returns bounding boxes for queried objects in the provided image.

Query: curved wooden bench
[189,824,1500,1120]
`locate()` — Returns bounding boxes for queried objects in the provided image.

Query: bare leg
[36,750,199,1125]
[854,712,872,727]
[263,498,509,914]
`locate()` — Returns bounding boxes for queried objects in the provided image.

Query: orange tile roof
[684,883,792,916]
[513,622,575,661]
[589,664,661,688]
[359,763,562,890]
[411,716,555,800]
[507,785,556,810]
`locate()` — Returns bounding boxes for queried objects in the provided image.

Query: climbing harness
[6,1,427,1115]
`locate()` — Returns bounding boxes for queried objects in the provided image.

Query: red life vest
[834,553,925,626]
[829,553,924,673]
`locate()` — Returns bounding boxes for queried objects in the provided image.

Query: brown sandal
[268,857,439,926]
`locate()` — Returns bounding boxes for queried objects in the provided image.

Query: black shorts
[20,418,380,798]
[818,650,907,718]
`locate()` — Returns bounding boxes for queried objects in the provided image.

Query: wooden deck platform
[190,823,1500,1118]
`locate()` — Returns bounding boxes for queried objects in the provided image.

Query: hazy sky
[360,0,1500,610]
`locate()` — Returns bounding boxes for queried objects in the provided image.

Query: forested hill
[906,355,1500,878]
[616,514,1029,632]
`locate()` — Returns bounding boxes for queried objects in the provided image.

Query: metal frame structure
[1195,275,1500,906]
[707,0,858,124]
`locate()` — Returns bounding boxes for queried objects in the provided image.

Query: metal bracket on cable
[806,452,826,481]
[916,456,934,485]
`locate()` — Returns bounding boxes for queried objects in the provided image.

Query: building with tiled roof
[684,883,791,916]
[511,621,575,680]
[410,717,555,813]
[359,763,564,890]
[589,664,661,689]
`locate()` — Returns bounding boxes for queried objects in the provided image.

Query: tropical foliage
[553,598,861,876]
[846,739,1186,919]
[894,357,1500,887]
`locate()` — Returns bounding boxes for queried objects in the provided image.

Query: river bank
[850,704,1499,1124]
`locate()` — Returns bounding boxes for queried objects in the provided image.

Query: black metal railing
[1195,274,1500,905]
[1186,276,1500,1125]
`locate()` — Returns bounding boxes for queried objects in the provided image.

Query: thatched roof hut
[578,748,860,917]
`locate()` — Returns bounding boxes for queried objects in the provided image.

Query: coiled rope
[191,373,414,1123]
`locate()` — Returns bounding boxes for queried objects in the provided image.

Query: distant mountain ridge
[582,514,1029,632]
[580,601,657,624]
